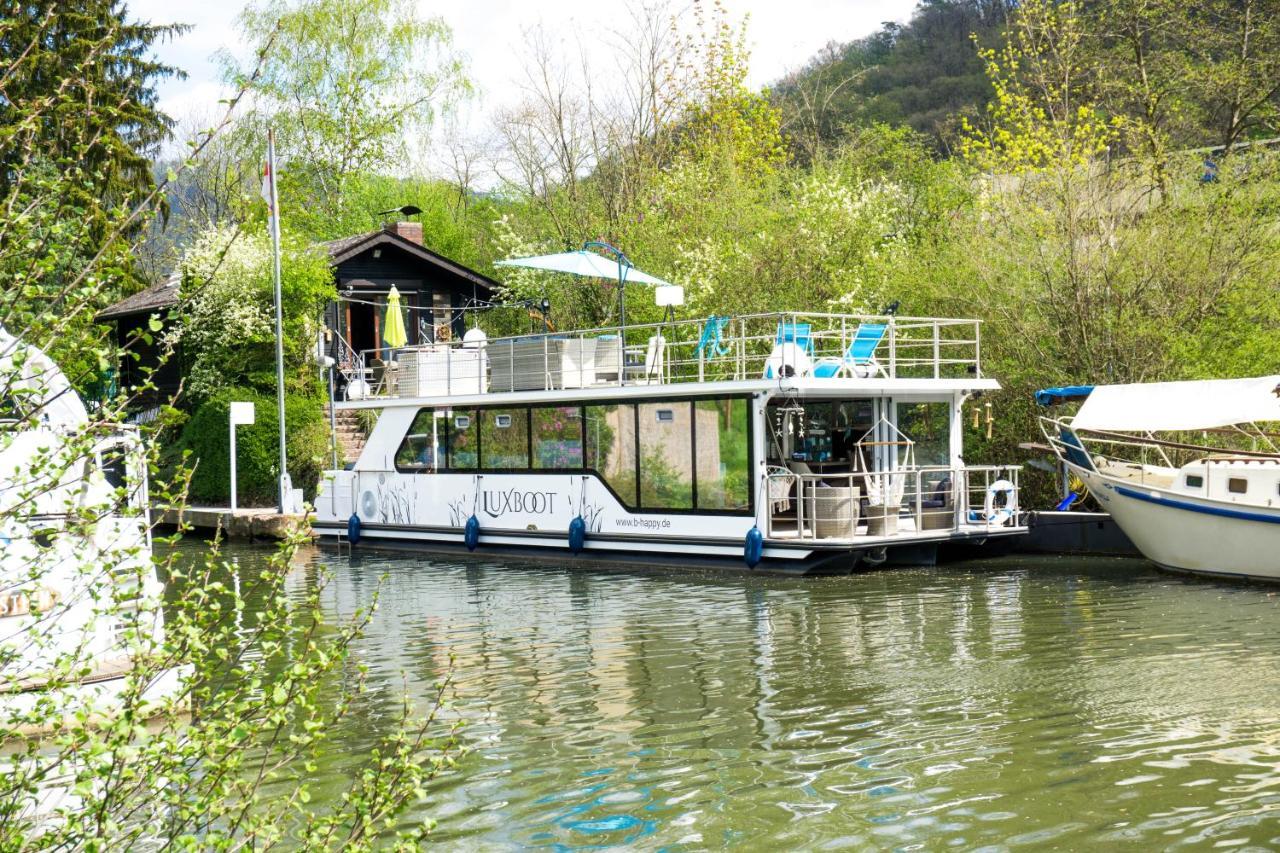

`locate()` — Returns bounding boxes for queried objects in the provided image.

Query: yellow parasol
[383,285,408,350]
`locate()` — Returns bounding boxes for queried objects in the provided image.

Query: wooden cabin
[98,222,498,410]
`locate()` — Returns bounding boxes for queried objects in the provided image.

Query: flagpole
[267,128,290,514]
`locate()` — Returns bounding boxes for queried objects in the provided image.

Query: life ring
[763,343,811,379]
[978,479,1016,524]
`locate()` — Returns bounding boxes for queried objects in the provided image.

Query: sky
[131,0,918,138]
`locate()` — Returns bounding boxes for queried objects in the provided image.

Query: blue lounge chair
[811,323,888,378]
[775,321,813,352]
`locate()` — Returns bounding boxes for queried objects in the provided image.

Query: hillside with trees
[13,0,1280,505]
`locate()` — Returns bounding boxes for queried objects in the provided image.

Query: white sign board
[229,402,255,510]
[230,401,255,426]
[655,285,685,307]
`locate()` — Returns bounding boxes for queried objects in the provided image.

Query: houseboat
[313,310,1026,572]
[1042,376,1280,581]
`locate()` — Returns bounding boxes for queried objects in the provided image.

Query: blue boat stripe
[1114,485,1280,524]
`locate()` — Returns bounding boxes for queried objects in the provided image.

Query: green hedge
[178,388,331,506]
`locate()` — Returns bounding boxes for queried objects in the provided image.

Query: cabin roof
[321,229,499,295]
[96,273,181,321]
[97,227,501,321]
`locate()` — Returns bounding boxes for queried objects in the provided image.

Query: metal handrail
[764,464,1020,543]
[349,311,984,399]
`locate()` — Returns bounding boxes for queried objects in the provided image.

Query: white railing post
[888,320,897,378]
[445,342,452,397]
[974,322,982,378]
[933,321,941,379]
[914,469,923,531]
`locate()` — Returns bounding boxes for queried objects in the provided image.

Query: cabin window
[396,410,447,472]
[695,398,750,511]
[448,409,478,470]
[638,402,693,509]
[482,408,529,469]
[1228,477,1248,494]
[532,405,583,469]
[1185,474,1204,488]
[585,403,637,506]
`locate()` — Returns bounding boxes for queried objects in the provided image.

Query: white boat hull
[1070,463,1280,580]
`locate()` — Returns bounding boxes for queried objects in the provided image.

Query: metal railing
[334,333,367,388]
[343,311,982,400]
[763,464,1020,542]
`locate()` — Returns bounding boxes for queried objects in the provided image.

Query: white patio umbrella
[494,242,673,330]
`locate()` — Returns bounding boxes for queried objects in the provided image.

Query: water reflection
[235,546,1280,848]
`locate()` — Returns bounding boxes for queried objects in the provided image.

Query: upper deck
[335,311,983,404]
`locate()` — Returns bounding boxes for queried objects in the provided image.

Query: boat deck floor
[765,516,1024,546]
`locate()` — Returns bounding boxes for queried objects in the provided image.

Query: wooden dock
[153,506,313,541]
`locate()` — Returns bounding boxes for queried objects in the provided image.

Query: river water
[208,544,1280,849]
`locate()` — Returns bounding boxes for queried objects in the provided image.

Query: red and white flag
[261,131,279,234]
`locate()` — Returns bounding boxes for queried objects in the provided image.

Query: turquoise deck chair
[811,323,888,378]
[775,321,813,352]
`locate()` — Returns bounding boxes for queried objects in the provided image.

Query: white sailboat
[1042,376,1280,580]
[0,329,187,733]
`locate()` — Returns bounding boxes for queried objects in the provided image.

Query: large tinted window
[639,402,693,509]
[448,409,478,469]
[585,403,636,506]
[481,407,530,469]
[695,398,750,510]
[532,405,583,469]
[396,409,445,472]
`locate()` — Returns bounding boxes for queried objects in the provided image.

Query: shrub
[179,387,331,506]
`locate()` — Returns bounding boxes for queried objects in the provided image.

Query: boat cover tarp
[1034,385,1094,406]
[1072,375,1280,431]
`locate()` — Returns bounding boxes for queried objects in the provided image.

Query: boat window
[639,402,693,509]
[1185,474,1204,488]
[395,409,446,472]
[1228,477,1248,494]
[448,409,478,470]
[897,402,950,467]
[585,403,637,506]
[695,398,750,511]
[482,408,529,469]
[532,405,584,469]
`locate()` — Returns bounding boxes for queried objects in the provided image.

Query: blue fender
[568,515,586,554]
[744,525,764,568]
[347,512,361,545]
[464,514,480,551]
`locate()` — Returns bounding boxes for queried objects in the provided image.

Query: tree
[176,223,334,404]
[1176,0,1280,154]
[0,1,184,206]
[0,1,187,385]
[224,0,469,215]
[960,0,1117,174]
